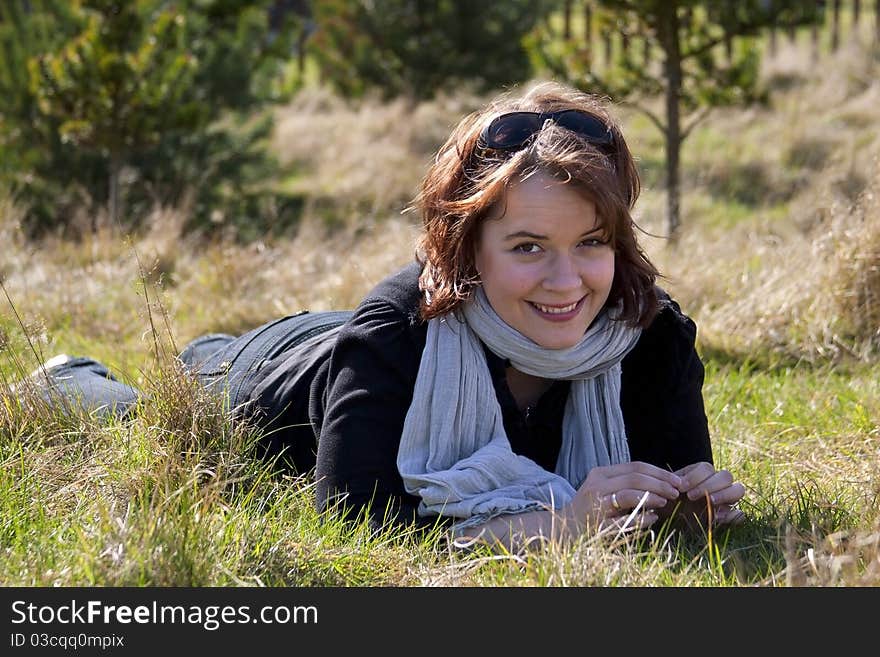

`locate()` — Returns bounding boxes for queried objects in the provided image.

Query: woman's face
[473,172,615,349]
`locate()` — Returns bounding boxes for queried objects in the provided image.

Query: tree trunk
[603,28,613,67]
[659,2,682,243]
[563,0,572,40]
[297,26,307,75]
[811,18,819,60]
[832,0,841,50]
[876,0,880,43]
[584,4,593,60]
[108,152,121,233]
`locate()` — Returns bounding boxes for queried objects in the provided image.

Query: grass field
[1,36,878,586]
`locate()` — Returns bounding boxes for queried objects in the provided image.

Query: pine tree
[1,0,297,237]
[29,0,202,230]
[309,0,558,99]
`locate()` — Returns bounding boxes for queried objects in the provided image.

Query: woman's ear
[472,239,483,281]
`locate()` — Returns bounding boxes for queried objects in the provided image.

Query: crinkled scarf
[397,287,642,531]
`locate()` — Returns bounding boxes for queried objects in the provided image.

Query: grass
[1,36,880,587]
[4,354,877,586]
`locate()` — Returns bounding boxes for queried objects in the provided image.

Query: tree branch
[681,105,713,141]
[611,0,640,13]
[620,99,665,133]
[681,33,732,61]
[682,13,814,61]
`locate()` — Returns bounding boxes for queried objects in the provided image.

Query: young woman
[28,81,745,549]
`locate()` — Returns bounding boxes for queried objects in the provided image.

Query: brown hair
[412,80,660,327]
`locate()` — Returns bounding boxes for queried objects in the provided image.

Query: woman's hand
[567,461,685,533]
[459,461,744,551]
[660,462,746,529]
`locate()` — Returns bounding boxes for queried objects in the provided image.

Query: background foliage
[308,0,557,99]
[0,0,862,241]
[0,0,300,239]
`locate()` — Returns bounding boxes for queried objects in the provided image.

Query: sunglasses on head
[479,109,615,153]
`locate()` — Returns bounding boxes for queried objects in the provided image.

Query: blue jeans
[30,311,353,419]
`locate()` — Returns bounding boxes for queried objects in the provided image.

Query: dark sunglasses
[479,110,614,153]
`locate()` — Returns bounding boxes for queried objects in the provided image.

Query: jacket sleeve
[312,298,441,530]
[620,296,714,472]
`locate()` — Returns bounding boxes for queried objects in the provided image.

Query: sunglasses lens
[485,113,543,149]
[554,111,613,145]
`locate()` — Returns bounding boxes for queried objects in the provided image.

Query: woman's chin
[528,330,586,350]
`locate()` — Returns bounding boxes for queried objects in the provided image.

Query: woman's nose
[541,255,582,291]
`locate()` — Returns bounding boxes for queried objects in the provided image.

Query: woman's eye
[513,243,541,254]
[580,237,607,248]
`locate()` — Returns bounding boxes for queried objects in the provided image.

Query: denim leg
[178,333,236,372]
[194,310,353,413]
[29,357,140,420]
[17,312,351,423]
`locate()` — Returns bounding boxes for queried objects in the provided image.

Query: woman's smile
[527,295,587,321]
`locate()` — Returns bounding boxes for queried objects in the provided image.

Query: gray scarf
[396,288,642,530]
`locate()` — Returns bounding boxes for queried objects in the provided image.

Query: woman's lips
[527,295,587,322]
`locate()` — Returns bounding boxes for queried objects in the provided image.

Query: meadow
[0,36,878,586]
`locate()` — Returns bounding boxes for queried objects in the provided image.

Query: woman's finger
[603,489,669,513]
[599,461,684,489]
[607,472,681,500]
[676,462,716,492]
[712,504,746,526]
[601,508,659,533]
[685,469,734,500]
[707,482,746,506]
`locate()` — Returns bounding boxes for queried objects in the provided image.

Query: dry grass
[641,42,880,365]
[652,164,880,365]
[273,85,485,222]
[1,202,420,376]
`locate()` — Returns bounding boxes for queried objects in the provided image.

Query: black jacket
[246,261,712,529]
